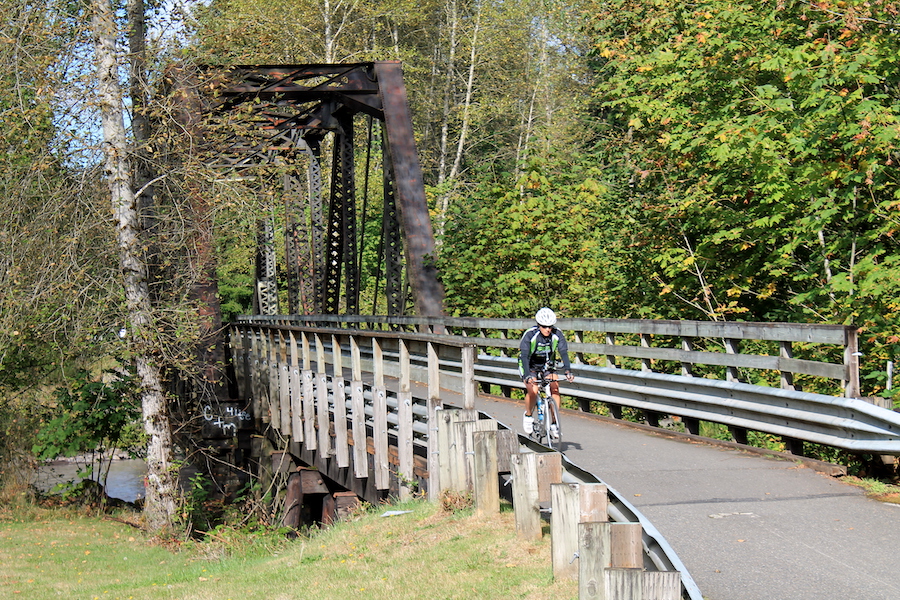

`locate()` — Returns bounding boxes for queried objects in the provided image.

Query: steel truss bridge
[181,62,900,600]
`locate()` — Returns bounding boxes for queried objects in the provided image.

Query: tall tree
[584,0,900,389]
[91,0,177,528]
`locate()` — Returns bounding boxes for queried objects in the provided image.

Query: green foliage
[438,151,660,318]
[32,370,142,463]
[582,0,900,394]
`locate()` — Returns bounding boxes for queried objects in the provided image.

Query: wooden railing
[237,314,861,398]
[228,320,701,600]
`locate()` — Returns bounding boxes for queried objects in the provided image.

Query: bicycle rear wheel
[545,398,561,449]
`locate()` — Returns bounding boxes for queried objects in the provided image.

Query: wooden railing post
[845,327,861,398]
[372,337,390,490]
[289,331,303,443]
[462,344,476,409]
[552,482,609,581]
[724,338,741,382]
[278,330,290,434]
[350,336,368,479]
[605,332,617,368]
[551,483,580,580]
[427,341,441,500]
[779,340,795,391]
[332,335,350,468]
[398,338,414,499]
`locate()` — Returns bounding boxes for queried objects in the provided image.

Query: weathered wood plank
[473,430,499,515]
[511,452,541,540]
[551,483,580,580]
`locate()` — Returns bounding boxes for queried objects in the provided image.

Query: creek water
[35,458,147,503]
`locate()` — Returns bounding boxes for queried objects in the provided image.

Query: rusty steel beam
[373,62,445,317]
[206,61,445,317]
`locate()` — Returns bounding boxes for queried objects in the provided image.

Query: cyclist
[519,307,574,438]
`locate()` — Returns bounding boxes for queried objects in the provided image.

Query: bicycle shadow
[559,440,582,453]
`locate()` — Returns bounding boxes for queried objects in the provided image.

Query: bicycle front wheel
[546,398,561,449]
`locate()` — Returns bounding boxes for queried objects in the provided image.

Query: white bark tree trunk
[91,0,177,530]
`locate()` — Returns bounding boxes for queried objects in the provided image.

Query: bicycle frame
[532,369,561,449]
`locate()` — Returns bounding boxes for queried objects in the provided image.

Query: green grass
[0,499,577,600]
[841,476,900,504]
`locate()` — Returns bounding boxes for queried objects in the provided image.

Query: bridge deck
[474,393,900,600]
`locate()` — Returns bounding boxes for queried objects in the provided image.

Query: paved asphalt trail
[472,393,900,600]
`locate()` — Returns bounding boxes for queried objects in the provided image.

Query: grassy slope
[0,499,578,600]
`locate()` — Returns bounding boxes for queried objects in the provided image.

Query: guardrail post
[579,521,611,599]
[511,451,541,540]
[302,370,316,449]
[278,330,290,432]
[578,521,642,599]
[553,483,609,582]
[267,330,278,425]
[680,336,694,377]
[640,334,652,372]
[537,452,563,503]
[642,571,681,600]
[373,386,389,490]
[605,333,617,368]
[779,341,795,390]
[606,568,642,600]
[729,426,749,445]
[551,483,580,580]
[455,418,485,493]
[437,410,453,494]
[473,430,499,515]
[260,330,271,424]
[783,436,804,456]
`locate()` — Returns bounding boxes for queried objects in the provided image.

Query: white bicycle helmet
[535,307,557,327]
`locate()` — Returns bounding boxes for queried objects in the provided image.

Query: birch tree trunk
[91,0,177,530]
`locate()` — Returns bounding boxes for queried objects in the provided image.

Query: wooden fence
[229,321,701,600]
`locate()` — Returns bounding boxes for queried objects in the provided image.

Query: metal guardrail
[236,315,900,456]
[515,431,703,600]
[476,355,900,455]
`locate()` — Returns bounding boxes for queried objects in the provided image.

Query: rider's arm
[556,330,572,372]
[519,328,537,381]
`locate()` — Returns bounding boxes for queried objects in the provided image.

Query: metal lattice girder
[283,136,325,315]
[283,172,309,314]
[306,136,325,314]
[255,217,279,315]
[207,62,446,317]
[381,139,405,316]
[323,115,359,314]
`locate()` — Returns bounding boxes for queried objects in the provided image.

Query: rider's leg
[525,381,539,415]
[523,380,538,432]
[549,381,560,424]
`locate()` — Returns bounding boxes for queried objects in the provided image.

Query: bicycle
[529,368,562,449]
